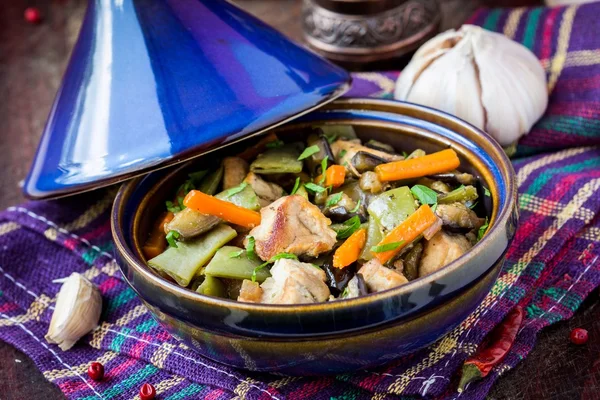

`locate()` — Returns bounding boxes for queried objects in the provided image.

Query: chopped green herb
[304,183,327,193]
[311,264,321,269]
[266,139,285,148]
[229,249,244,258]
[411,185,438,206]
[318,156,329,184]
[326,192,343,207]
[402,151,408,158]
[469,201,478,210]
[251,253,299,282]
[165,231,180,248]
[290,177,301,195]
[323,133,338,144]
[338,149,347,159]
[298,145,320,160]
[246,236,258,261]
[484,187,491,197]
[340,286,350,298]
[350,200,361,213]
[224,182,248,197]
[332,216,361,239]
[165,200,181,213]
[431,203,438,213]
[477,217,489,241]
[177,196,185,210]
[370,241,404,253]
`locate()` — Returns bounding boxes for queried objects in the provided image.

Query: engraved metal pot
[302,0,440,64]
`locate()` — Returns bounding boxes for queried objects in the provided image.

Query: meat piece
[237,280,263,303]
[358,259,408,292]
[243,172,285,207]
[419,231,472,277]
[247,195,337,260]
[259,259,330,304]
[435,203,484,230]
[223,157,249,189]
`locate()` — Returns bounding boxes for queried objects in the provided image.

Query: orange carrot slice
[183,190,261,229]
[316,165,346,188]
[143,211,174,259]
[375,149,460,182]
[373,205,437,264]
[333,228,366,269]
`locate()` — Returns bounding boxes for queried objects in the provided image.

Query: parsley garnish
[332,216,361,239]
[224,182,248,197]
[298,145,320,160]
[411,185,438,206]
[251,253,298,282]
[319,156,329,184]
[326,192,343,207]
[484,187,491,197]
[402,151,408,158]
[165,200,181,213]
[477,217,489,241]
[246,236,258,261]
[304,183,327,193]
[266,139,284,148]
[469,201,478,209]
[338,149,347,159]
[166,231,180,248]
[340,286,350,298]
[290,177,301,195]
[229,249,244,258]
[370,241,404,253]
[323,133,338,144]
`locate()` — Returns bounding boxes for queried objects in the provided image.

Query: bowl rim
[111,98,517,314]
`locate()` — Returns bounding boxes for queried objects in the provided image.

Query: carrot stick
[373,205,437,264]
[236,132,279,161]
[316,165,346,188]
[143,211,174,259]
[375,149,460,182]
[183,190,261,228]
[333,228,366,269]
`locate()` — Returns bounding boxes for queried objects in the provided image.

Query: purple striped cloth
[0,3,599,399]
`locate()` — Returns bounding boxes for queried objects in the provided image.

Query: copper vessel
[302,0,440,64]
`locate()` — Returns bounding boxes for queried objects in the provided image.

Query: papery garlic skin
[395,25,548,146]
[45,273,102,351]
[546,0,594,6]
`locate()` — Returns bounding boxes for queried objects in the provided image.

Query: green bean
[438,185,478,204]
[196,275,227,298]
[204,246,270,282]
[198,166,224,195]
[360,217,384,261]
[250,144,303,174]
[367,186,416,231]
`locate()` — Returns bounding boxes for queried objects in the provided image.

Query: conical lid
[24,0,350,199]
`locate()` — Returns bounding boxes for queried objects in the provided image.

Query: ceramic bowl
[111,98,518,375]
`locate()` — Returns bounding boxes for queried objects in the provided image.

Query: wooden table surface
[0,1,598,399]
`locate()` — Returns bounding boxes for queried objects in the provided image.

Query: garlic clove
[45,273,102,351]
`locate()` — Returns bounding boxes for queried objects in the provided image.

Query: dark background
[0,0,598,399]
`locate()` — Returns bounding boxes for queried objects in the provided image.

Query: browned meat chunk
[237,280,263,303]
[358,259,408,292]
[435,203,484,230]
[244,172,284,207]
[419,231,472,277]
[247,195,337,260]
[259,258,330,304]
[223,157,249,189]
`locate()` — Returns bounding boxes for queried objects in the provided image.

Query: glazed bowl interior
[112,98,517,338]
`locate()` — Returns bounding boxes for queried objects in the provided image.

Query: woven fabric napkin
[1,3,599,399]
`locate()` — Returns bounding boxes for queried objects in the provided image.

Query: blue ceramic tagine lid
[24,0,350,199]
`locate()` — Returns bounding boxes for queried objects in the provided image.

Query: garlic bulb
[395,25,548,146]
[546,0,594,5]
[45,273,102,351]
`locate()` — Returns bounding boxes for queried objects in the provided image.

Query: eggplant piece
[323,263,356,296]
[359,171,385,194]
[428,172,476,186]
[403,242,423,281]
[405,149,426,159]
[165,208,221,239]
[365,139,396,154]
[360,217,384,261]
[305,132,335,175]
[356,273,368,296]
[351,151,388,173]
[331,140,401,172]
[435,203,483,230]
[339,180,372,209]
